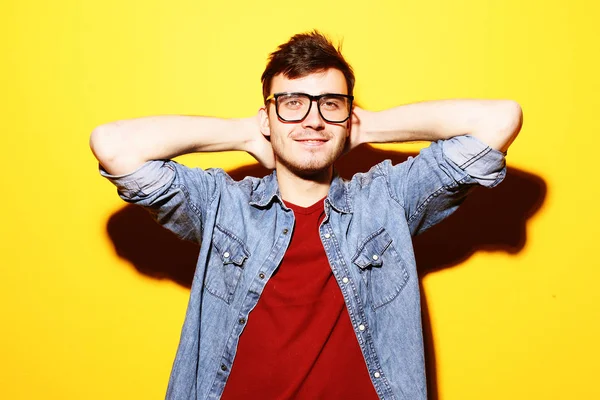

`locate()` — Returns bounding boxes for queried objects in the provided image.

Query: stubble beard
[274,134,346,179]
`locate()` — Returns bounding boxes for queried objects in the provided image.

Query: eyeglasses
[266,92,354,123]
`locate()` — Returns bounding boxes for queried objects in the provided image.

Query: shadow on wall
[106,144,546,400]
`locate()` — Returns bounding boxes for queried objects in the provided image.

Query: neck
[276,166,333,207]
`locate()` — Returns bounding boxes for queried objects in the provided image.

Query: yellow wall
[2,0,599,398]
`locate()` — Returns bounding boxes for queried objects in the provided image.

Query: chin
[274,142,345,178]
[280,158,336,178]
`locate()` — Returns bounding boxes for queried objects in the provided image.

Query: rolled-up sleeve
[99,160,217,243]
[386,135,507,235]
[100,160,176,201]
[442,135,506,188]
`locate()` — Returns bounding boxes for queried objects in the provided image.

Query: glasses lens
[275,93,352,122]
[276,94,310,121]
[318,95,351,122]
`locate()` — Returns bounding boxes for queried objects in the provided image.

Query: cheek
[269,128,292,151]
[336,126,350,141]
[270,122,299,141]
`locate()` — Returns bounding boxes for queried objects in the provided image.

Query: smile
[295,139,328,146]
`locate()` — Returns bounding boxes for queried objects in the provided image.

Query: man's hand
[245,113,275,169]
[345,106,372,154]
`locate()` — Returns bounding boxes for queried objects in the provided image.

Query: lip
[294,138,328,147]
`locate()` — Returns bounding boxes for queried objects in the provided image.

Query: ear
[259,107,271,137]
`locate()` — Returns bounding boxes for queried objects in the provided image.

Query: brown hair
[261,30,355,103]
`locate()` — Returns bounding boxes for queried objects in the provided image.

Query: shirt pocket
[204,224,250,304]
[352,227,410,309]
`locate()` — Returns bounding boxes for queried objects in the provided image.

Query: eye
[321,97,344,110]
[279,95,306,110]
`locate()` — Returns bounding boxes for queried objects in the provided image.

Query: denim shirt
[101,135,506,400]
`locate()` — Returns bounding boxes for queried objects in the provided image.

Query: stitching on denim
[214,224,251,258]
[459,146,491,169]
[170,183,203,219]
[320,224,394,398]
[381,162,404,209]
[343,180,353,213]
[203,225,249,306]
[406,174,470,225]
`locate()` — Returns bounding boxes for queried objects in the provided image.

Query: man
[90,31,522,399]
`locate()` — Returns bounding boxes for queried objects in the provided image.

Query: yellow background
[2,0,599,399]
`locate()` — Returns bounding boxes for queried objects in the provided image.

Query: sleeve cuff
[99,160,176,199]
[442,135,507,188]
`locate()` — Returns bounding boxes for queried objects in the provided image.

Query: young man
[90,31,522,399]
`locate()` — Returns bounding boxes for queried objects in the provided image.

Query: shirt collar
[326,173,352,214]
[249,170,282,208]
[249,170,352,213]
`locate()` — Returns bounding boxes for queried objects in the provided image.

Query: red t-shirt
[221,199,378,399]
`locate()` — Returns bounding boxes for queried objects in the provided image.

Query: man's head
[259,31,355,179]
[261,31,355,103]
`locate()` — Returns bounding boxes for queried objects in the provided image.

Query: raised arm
[350,99,523,152]
[90,114,275,176]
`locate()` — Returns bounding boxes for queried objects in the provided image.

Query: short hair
[261,30,355,103]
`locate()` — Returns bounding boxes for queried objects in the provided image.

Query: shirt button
[259,272,265,279]
[374,371,381,378]
[342,277,349,284]
[220,364,227,371]
[324,233,331,239]
[372,254,379,261]
[358,324,365,331]
[239,318,246,325]
[223,251,230,258]
[283,228,289,235]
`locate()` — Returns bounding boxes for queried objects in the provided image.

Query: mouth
[295,138,328,147]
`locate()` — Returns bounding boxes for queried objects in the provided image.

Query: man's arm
[347,99,521,235]
[351,99,523,152]
[90,114,275,175]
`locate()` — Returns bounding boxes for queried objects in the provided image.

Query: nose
[301,100,326,130]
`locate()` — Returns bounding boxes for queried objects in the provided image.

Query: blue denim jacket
[101,135,506,399]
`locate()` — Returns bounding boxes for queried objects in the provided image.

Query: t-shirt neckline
[284,196,327,215]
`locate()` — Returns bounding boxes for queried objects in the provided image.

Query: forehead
[270,68,348,96]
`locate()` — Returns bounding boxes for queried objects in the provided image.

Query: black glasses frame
[266,92,354,123]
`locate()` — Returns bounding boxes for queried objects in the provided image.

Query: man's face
[260,68,350,178]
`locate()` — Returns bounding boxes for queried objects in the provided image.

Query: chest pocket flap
[352,227,409,309]
[204,224,250,304]
[352,228,391,269]
[213,227,250,266]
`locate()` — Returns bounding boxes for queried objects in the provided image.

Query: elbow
[89,124,130,174]
[90,125,116,166]
[480,100,523,153]
[503,100,523,136]
[90,124,147,175]
[498,100,523,152]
